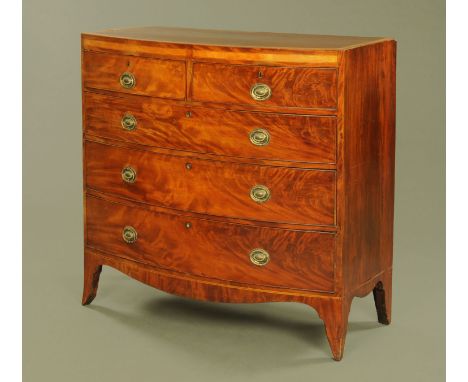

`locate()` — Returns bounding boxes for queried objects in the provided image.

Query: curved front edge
[83,248,347,361]
[84,248,335,304]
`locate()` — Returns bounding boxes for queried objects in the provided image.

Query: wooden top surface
[84,26,392,51]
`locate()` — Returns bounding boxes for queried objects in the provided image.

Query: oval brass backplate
[119,72,136,89]
[249,128,270,146]
[121,166,137,183]
[249,248,270,266]
[250,185,271,203]
[122,226,138,244]
[250,83,272,101]
[121,113,137,131]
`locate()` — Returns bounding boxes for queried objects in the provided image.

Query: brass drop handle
[249,248,270,266]
[250,185,270,203]
[122,226,138,244]
[121,113,137,131]
[121,167,137,183]
[249,128,270,146]
[250,83,272,101]
[120,72,136,89]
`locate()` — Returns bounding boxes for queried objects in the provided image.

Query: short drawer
[86,196,335,292]
[85,141,336,226]
[82,51,186,99]
[192,62,337,109]
[84,92,337,164]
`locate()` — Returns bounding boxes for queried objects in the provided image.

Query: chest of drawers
[81,27,396,361]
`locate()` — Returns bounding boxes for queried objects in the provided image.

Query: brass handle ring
[249,248,270,266]
[250,185,270,203]
[121,167,137,183]
[121,113,137,131]
[119,72,136,89]
[250,83,272,101]
[249,128,270,146]
[122,226,138,244]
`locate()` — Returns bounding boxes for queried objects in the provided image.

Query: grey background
[23,0,445,381]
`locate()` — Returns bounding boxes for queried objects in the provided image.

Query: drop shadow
[86,294,383,370]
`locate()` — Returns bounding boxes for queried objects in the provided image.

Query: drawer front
[86,196,335,292]
[84,92,337,164]
[192,62,337,109]
[85,141,336,226]
[82,51,186,99]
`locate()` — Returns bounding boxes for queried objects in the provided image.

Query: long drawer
[84,92,337,164]
[86,195,336,292]
[85,141,336,226]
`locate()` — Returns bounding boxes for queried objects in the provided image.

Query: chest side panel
[341,41,396,294]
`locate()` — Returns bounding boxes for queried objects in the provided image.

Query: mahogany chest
[81,27,396,361]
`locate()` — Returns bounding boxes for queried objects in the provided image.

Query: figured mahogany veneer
[85,140,336,226]
[191,62,338,109]
[84,92,337,164]
[86,195,335,292]
[81,26,396,361]
[82,51,186,99]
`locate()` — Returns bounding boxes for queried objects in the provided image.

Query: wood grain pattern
[80,28,396,361]
[192,62,337,109]
[85,129,337,171]
[192,46,339,66]
[85,140,336,226]
[82,51,186,99]
[81,251,102,305]
[86,188,338,232]
[82,34,340,66]
[86,195,335,292]
[82,248,346,359]
[340,41,396,302]
[310,295,350,361]
[84,91,337,164]
[85,26,389,50]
